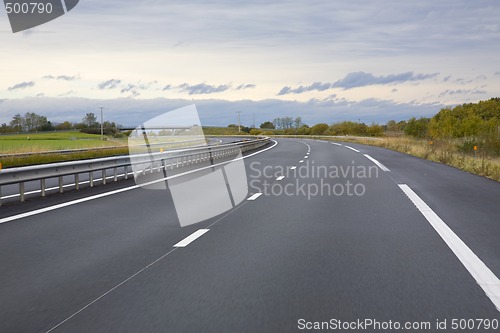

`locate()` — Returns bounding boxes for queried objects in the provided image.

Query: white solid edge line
[247,193,262,201]
[0,185,142,225]
[398,184,500,312]
[276,176,285,181]
[173,229,210,248]
[0,140,279,224]
[363,154,390,172]
[344,145,360,153]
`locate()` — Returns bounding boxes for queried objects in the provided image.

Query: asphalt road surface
[0,139,499,332]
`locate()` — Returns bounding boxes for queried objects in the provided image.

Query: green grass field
[0,131,126,154]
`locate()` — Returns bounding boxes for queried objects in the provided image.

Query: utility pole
[100,106,104,140]
[236,111,242,133]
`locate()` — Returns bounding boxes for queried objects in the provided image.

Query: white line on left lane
[247,193,263,201]
[174,229,210,247]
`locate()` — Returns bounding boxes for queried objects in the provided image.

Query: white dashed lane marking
[344,146,360,153]
[247,193,263,201]
[173,229,210,248]
[364,154,390,172]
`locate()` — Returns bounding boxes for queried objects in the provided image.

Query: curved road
[0,139,499,332]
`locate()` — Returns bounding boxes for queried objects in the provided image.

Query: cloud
[178,83,231,95]
[278,82,331,95]
[438,89,487,97]
[58,90,75,97]
[454,77,474,85]
[235,83,256,90]
[277,71,439,94]
[8,81,35,91]
[119,81,157,97]
[120,84,141,97]
[120,84,135,93]
[163,82,254,94]
[43,75,79,81]
[97,79,122,90]
[130,90,140,97]
[331,71,439,89]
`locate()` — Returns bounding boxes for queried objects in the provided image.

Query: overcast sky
[1,0,499,126]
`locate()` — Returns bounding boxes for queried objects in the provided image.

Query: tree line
[0,112,121,135]
[251,98,499,142]
[400,98,500,155]
[253,117,384,137]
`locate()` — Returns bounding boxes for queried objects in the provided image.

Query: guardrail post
[102,170,106,185]
[0,186,2,206]
[75,174,79,190]
[41,179,46,197]
[114,168,118,182]
[90,172,94,187]
[19,182,25,202]
[124,166,128,179]
[59,176,63,193]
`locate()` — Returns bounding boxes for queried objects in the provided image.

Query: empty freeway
[0,139,499,332]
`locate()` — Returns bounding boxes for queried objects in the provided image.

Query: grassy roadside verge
[0,131,128,168]
[282,135,499,182]
[0,131,126,154]
[0,147,130,168]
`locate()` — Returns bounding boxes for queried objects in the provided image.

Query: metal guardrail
[0,137,270,205]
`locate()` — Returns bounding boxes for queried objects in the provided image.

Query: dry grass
[329,136,500,182]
